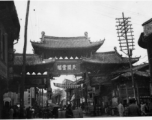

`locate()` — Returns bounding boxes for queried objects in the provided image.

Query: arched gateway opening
[10,32,139,115]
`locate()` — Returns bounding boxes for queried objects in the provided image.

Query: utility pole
[116,13,137,102]
[20,0,30,118]
[42,88,43,107]
[84,72,90,109]
[75,76,78,107]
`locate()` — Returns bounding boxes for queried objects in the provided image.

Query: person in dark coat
[26,107,32,118]
[127,98,141,116]
[2,102,10,119]
[65,104,73,118]
[52,107,59,118]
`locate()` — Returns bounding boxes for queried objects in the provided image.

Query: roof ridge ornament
[114,47,123,58]
[84,32,88,39]
[41,31,45,42]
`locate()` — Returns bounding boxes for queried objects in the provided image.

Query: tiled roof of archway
[31,35,104,49]
[14,53,55,66]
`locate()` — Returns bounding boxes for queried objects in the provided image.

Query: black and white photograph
[0,0,152,119]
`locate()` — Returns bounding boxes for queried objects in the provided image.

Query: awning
[111,71,150,81]
[135,71,150,77]
[121,71,150,77]
[54,83,80,89]
[111,76,120,81]
[113,63,148,74]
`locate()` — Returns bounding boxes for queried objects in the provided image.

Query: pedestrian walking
[140,102,146,116]
[127,98,141,116]
[77,106,83,118]
[9,106,14,119]
[73,107,79,118]
[123,103,129,116]
[38,108,42,118]
[15,105,20,119]
[23,106,27,118]
[31,106,35,118]
[52,107,59,118]
[2,102,10,119]
[13,105,18,119]
[145,102,149,115]
[117,101,124,116]
[58,108,66,118]
[65,104,73,118]
[26,106,32,118]
[149,100,152,114]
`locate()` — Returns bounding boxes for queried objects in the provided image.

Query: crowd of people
[117,98,152,116]
[2,98,152,118]
[58,104,83,118]
[1,102,37,119]
[1,101,83,119]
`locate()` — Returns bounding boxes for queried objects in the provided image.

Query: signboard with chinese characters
[24,89,31,108]
[25,75,47,88]
[52,59,83,75]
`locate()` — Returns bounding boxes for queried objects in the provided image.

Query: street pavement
[33,113,119,119]
[83,114,118,118]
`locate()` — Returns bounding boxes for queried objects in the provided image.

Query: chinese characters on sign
[53,59,83,75]
[57,64,77,71]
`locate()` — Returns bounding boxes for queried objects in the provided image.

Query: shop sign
[26,79,43,85]
[31,87,35,98]
[24,90,31,107]
[25,76,47,87]
[53,59,82,75]
[0,60,7,78]
[57,64,76,71]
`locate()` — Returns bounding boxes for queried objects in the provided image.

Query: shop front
[112,64,151,105]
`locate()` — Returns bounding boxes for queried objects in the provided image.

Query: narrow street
[1,0,152,119]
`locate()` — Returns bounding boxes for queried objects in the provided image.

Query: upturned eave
[31,40,104,50]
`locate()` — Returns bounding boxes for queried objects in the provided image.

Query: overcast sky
[13,0,151,88]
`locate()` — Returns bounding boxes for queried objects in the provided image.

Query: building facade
[0,1,20,118]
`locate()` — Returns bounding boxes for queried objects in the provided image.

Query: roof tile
[82,51,139,64]
[31,35,104,49]
[14,53,55,65]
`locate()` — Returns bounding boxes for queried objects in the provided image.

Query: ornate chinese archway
[29,32,139,107]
